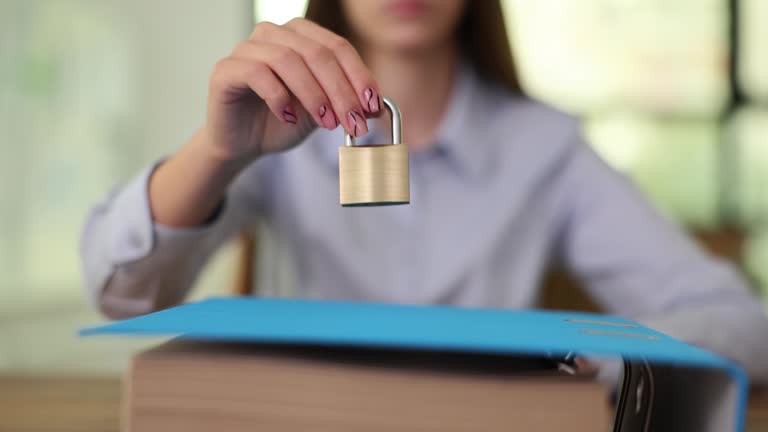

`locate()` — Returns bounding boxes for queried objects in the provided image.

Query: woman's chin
[376,32,447,54]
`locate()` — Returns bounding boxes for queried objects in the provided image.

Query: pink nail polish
[364,88,380,113]
[283,106,297,124]
[319,104,335,129]
[347,110,367,137]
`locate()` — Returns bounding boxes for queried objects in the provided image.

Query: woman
[81,0,768,382]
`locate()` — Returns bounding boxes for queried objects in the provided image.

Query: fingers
[284,18,382,115]
[209,57,295,124]
[249,22,371,136]
[219,19,380,136]
[252,19,380,135]
[231,40,338,130]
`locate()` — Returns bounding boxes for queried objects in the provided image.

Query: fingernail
[364,88,380,113]
[347,110,367,137]
[282,106,297,124]
[319,104,335,129]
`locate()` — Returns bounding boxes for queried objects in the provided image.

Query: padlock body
[339,144,410,206]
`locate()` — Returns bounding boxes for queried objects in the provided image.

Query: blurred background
[1,0,767,377]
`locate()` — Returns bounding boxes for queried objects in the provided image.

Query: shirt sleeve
[555,130,768,384]
[80,160,265,319]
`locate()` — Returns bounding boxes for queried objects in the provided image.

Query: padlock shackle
[344,96,402,147]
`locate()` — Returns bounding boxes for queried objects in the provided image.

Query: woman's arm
[148,129,253,227]
[81,18,382,318]
[555,130,768,384]
[80,154,264,319]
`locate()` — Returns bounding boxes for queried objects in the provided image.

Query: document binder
[81,297,749,431]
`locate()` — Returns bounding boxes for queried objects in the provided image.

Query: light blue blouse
[81,65,768,382]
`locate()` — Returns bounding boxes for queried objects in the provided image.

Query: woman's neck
[362,42,459,151]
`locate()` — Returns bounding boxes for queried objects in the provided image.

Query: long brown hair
[304,0,522,94]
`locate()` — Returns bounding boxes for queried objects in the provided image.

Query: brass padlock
[339,96,410,206]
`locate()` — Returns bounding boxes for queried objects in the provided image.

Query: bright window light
[255,0,308,24]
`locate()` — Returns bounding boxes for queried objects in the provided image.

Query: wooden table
[751,390,768,432]
[0,376,120,432]
[0,376,766,431]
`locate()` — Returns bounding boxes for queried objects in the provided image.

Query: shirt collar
[431,61,489,177]
[314,61,492,177]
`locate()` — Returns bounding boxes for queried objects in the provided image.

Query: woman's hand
[149,18,381,227]
[203,17,382,163]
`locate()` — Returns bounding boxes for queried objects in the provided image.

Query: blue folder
[81,296,749,431]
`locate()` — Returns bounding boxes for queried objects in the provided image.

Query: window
[0,0,252,373]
